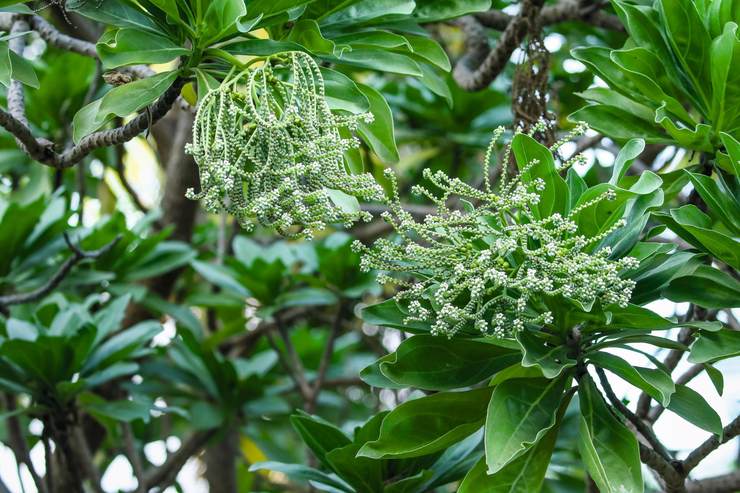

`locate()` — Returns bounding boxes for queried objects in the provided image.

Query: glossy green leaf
[355,82,399,163]
[357,387,491,459]
[664,265,740,308]
[578,375,643,493]
[73,70,180,142]
[587,351,675,406]
[97,28,190,69]
[688,329,740,363]
[515,330,575,379]
[484,376,568,474]
[665,384,723,436]
[375,335,520,390]
[511,133,568,219]
[658,0,713,111]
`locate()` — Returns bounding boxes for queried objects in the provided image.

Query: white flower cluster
[186,51,384,239]
[354,125,639,338]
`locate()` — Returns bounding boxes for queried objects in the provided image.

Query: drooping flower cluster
[186,51,384,239]
[354,124,639,338]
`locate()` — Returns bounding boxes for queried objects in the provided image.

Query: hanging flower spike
[354,124,639,338]
[186,51,384,239]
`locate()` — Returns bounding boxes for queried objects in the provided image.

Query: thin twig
[3,395,48,493]
[305,301,347,412]
[142,430,216,491]
[0,233,121,307]
[122,422,147,493]
[71,426,104,493]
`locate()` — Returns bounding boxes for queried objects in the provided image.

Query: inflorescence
[353,123,639,338]
[186,51,384,239]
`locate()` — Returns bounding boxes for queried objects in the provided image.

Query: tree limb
[305,301,347,412]
[596,367,672,461]
[455,0,622,91]
[0,77,186,168]
[683,414,740,473]
[0,233,120,308]
[686,471,740,493]
[142,430,216,491]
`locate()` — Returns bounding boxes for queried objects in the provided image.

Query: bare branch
[305,301,347,412]
[142,430,216,491]
[475,0,623,31]
[0,233,121,307]
[456,0,622,91]
[3,394,48,493]
[683,414,740,473]
[0,76,186,168]
[121,423,147,493]
[686,471,740,493]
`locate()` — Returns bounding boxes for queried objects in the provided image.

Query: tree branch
[121,422,146,493]
[142,430,216,491]
[475,0,623,31]
[0,233,120,308]
[3,395,48,493]
[455,0,622,91]
[683,414,740,473]
[686,471,740,493]
[595,367,672,461]
[0,77,186,168]
[305,301,347,412]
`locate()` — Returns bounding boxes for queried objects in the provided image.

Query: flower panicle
[357,124,638,338]
[186,51,383,239]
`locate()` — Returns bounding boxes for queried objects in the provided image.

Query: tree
[0,1,737,493]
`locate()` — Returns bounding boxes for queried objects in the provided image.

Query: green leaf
[8,51,39,88]
[202,0,248,43]
[375,335,520,390]
[665,384,723,436]
[688,329,740,363]
[685,171,740,234]
[361,299,432,333]
[67,0,163,34]
[320,68,370,113]
[82,321,161,373]
[320,0,415,27]
[0,41,10,87]
[333,48,423,76]
[719,132,740,176]
[191,260,249,297]
[285,19,336,54]
[357,387,491,459]
[249,462,353,492]
[404,34,450,71]
[658,0,713,111]
[578,375,643,493]
[484,376,568,474]
[355,83,399,163]
[83,396,152,423]
[413,0,491,22]
[610,138,645,186]
[73,70,180,142]
[655,205,740,269]
[511,133,568,219]
[587,351,675,406]
[291,411,351,467]
[515,330,575,379]
[97,28,190,69]
[569,104,670,144]
[460,392,569,493]
[709,23,740,132]
[664,265,740,308]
